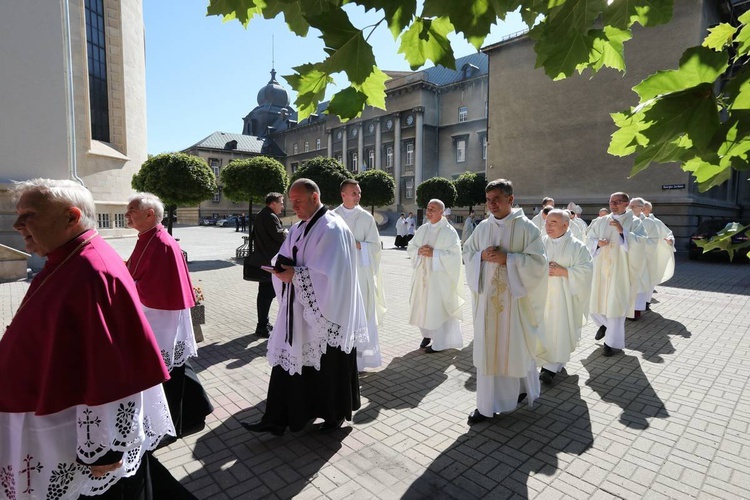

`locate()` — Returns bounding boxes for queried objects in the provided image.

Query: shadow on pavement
[191,333,267,373]
[658,254,750,296]
[401,374,593,499]
[191,407,352,498]
[582,351,669,430]
[188,259,238,273]
[625,311,691,363]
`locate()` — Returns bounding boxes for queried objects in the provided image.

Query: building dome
[257,69,290,107]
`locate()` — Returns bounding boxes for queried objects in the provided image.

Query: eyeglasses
[609,200,628,205]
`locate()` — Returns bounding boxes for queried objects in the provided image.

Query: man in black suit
[253,193,287,337]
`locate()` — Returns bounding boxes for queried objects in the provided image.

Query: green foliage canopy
[206,0,674,121]
[453,171,486,210]
[290,156,353,205]
[132,152,216,207]
[416,177,457,209]
[355,169,395,210]
[220,156,289,204]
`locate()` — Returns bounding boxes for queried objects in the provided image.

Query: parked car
[218,216,239,227]
[688,218,750,260]
[199,216,218,226]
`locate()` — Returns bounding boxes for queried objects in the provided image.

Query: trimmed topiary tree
[416,177,457,209]
[453,171,487,212]
[132,152,216,234]
[291,156,353,206]
[355,169,395,214]
[220,156,289,219]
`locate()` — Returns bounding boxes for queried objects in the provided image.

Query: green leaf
[422,0,497,49]
[206,0,262,26]
[353,67,390,109]
[695,222,750,261]
[327,87,369,120]
[398,17,456,70]
[350,0,417,39]
[634,46,729,103]
[534,30,594,80]
[702,23,737,51]
[682,157,733,191]
[603,0,673,29]
[608,109,649,156]
[589,26,631,73]
[284,63,333,120]
[724,65,750,112]
[735,23,750,57]
[716,119,750,171]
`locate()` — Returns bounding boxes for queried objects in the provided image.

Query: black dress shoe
[517,393,527,404]
[467,409,490,425]
[254,325,271,338]
[320,419,344,434]
[241,420,284,436]
[602,343,613,357]
[419,337,432,348]
[645,302,651,310]
[539,369,555,385]
[424,346,438,354]
[595,325,606,340]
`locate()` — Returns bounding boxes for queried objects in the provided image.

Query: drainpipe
[62,0,84,186]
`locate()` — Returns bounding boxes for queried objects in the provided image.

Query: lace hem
[267,268,365,375]
[0,385,174,500]
[143,306,197,370]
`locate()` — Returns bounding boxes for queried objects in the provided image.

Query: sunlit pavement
[3,225,749,499]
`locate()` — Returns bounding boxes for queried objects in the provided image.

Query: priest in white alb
[538,210,592,384]
[643,201,675,300]
[586,192,647,356]
[463,179,548,424]
[407,199,464,353]
[242,179,367,436]
[531,196,555,231]
[334,179,387,371]
[628,197,658,315]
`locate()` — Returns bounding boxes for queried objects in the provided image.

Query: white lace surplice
[141,305,198,370]
[0,384,174,500]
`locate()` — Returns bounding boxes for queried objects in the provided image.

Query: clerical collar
[549,231,569,244]
[427,217,444,227]
[138,224,162,238]
[490,212,512,226]
[46,229,96,266]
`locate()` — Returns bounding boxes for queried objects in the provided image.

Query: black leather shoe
[595,325,606,340]
[517,392,527,404]
[602,343,613,357]
[320,419,344,434]
[424,346,438,354]
[255,325,271,338]
[540,369,555,385]
[467,409,490,425]
[241,420,284,436]
[420,337,432,348]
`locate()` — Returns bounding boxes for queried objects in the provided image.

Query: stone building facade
[0,0,149,263]
[482,0,750,246]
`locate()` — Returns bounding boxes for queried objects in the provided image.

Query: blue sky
[143,1,526,155]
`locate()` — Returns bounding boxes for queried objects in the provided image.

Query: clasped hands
[417,245,434,257]
[481,246,507,265]
[548,261,568,277]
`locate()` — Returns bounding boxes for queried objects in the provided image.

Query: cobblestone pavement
[2,225,749,499]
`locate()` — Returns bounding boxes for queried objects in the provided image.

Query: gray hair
[12,178,96,230]
[486,179,513,196]
[644,201,653,210]
[128,192,165,221]
[548,208,570,224]
[630,197,646,208]
[428,199,445,211]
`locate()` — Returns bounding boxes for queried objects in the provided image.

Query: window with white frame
[405,143,414,165]
[405,179,414,199]
[368,149,375,169]
[209,158,221,178]
[485,100,488,118]
[291,162,299,173]
[316,138,321,150]
[212,190,220,203]
[114,213,126,228]
[293,143,298,154]
[97,213,110,229]
[304,141,309,152]
[482,136,487,160]
[336,154,343,163]
[351,152,358,172]
[459,106,468,123]
[386,146,393,167]
[457,139,466,163]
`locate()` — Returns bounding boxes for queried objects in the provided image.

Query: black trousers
[256,281,276,327]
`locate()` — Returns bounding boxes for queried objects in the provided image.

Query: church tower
[242,69,296,137]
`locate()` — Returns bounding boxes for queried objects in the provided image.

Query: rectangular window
[485,100,488,118]
[293,143,298,155]
[316,138,321,150]
[212,190,220,203]
[458,106,468,123]
[336,154,343,163]
[114,213,126,228]
[351,152,358,172]
[482,136,487,160]
[97,213,110,229]
[86,0,110,142]
[368,150,375,170]
[291,162,299,173]
[386,146,393,167]
[209,158,221,178]
[405,179,414,199]
[405,143,414,166]
[304,141,309,153]
[457,139,466,163]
